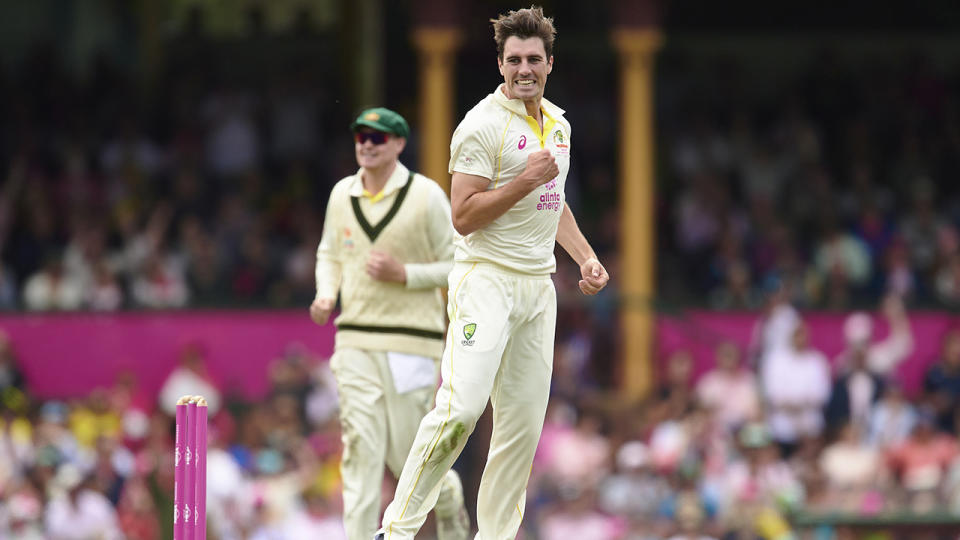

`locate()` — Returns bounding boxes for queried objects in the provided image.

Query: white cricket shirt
[449,84,571,275]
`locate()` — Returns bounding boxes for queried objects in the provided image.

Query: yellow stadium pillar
[412,28,462,194]
[612,28,662,401]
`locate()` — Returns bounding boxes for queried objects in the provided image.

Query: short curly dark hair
[490,6,556,60]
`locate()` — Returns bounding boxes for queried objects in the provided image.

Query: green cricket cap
[351,107,410,138]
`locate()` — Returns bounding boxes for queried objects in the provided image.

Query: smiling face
[498,35,553,105]
[354,129,405,172]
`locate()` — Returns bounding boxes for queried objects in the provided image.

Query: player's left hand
[366,250,407,284]
[579,258,608,295]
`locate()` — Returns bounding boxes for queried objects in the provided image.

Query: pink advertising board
[656,310,960,396]
[2,310,957,402]
[0,311,335,401]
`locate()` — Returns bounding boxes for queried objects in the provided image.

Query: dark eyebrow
[505,54,543,61]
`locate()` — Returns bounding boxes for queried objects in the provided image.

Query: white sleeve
[405,180,455,290]
[315,185,343,301]
[449,116,498,179]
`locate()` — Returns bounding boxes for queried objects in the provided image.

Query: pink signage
[0,311,335,401]
[3,310,958,402]
[656,310,960,396]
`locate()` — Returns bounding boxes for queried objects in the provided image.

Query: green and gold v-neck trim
[350,171,415,242]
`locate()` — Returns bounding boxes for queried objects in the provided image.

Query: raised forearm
[452,149,557,236]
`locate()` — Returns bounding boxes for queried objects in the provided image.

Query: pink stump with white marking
[174,395,208,540]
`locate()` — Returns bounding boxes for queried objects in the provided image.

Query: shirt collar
[348,162,410,199]
[492,84,564,119]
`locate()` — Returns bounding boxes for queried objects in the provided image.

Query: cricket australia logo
[461,323,477,346]
[552,129,569,155]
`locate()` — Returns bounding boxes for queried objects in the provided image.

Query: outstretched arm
[450,149,558,236]
[556,203,609,295]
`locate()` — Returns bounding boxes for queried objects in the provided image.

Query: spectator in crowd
[886,411,959,512]
[22,254,84,311]
[823,345,885,437]
[818,422,885,512]
[748,278,800,368]
[761,322,832,455]
[835,294,912,377]
[86,258,124,311]
[281,485,348,539]
[868,383,917,450]
[44,465,123,540]
[695,341,760,432]
[811,214,872,309]
[664,489,718,540]
[157,343,222,416]
[130,251,190,309]
[923,327,960,433]
[720,422,802,540]
[540,407,611,489]
[598,441,671,528]
[116,476,161,540]
[657,349,696,420]
[537,485,626,540]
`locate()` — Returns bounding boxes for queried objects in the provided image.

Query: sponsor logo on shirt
[518,135,527,150]
[538,178,562,212]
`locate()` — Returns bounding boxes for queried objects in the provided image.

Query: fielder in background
[311,107,469,540]
[378,6,609,540]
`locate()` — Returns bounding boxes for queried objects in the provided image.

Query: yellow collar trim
[361,189,387,204]
[523,108,557,149]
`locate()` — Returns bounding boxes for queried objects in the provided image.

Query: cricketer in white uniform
[378,7,609,540]
[312,108,469,540]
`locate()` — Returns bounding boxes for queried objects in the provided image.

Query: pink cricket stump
[174,398,187,540]
[196,398,208,540]
[185,398,198,540]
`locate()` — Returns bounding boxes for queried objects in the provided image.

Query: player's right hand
[309,298,336,325]
[519,149,558,189]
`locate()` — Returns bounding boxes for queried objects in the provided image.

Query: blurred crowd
[527,292,960,540]
[0,334,348,539]
[4,42,960,313]
[0,17,353,312]
[658,49,960,311]
[5,5,960,540]
[7,291,960,538]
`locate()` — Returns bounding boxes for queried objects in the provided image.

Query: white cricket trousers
[380,262,557,540]
[330,347,439,540]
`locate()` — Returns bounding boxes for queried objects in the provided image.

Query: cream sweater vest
[316,165,452,358]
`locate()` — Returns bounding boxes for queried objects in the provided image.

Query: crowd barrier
[2,309,959,401]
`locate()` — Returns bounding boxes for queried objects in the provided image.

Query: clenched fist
[366,250,406,283]
[518,149,558,191]
[579,258,609,295]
